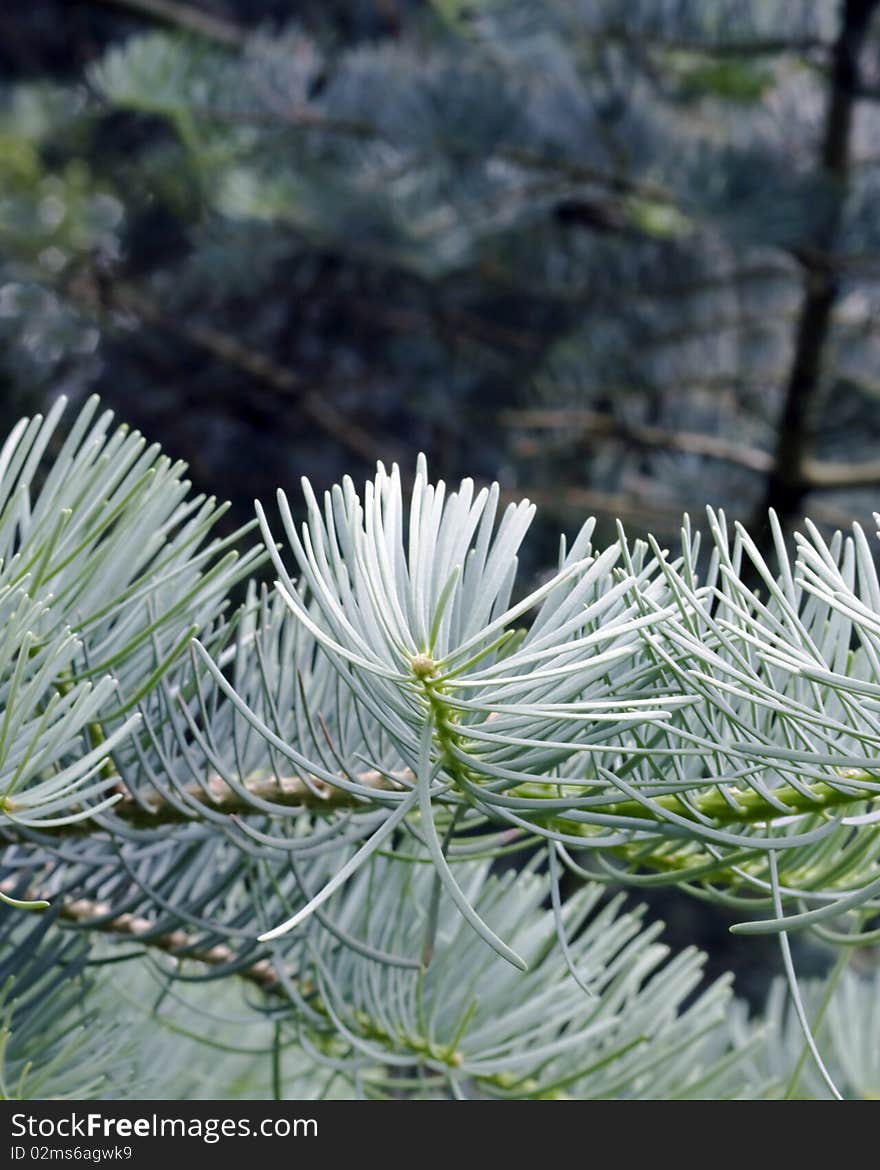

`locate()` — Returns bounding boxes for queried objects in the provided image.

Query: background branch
[93,0,245,46]
[69,278,404,467]
[502,408,775,475]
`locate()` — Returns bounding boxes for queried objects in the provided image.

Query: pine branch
[0,878,281,992]
[347,296,545,357]
[503,482,689,530]
[180,100,681,210]
[495,147,677,206]
[62,898,280,988]
[803,456,880,488]
[92,0,245,46]
[11,759,868,842]
[502,408,775,475]
[505,408,880,490]
[597,29,830,57]
[66,276,404,467]
[3,769,405,836]
[110,285,403,466]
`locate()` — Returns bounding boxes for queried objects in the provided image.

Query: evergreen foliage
[0,395,879,1100]
[2,0,880,1103]
[2,0,879,548]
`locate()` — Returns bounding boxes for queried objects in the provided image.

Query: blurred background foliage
[2,0,880,566]
[1,0,880,1016]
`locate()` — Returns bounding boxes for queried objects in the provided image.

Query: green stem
[12,758,874,843]
[413,655,877,831]
[545,776,873,833]
[10,660,878,847]
[349,1004,569,1099]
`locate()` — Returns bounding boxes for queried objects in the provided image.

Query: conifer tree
[1,2,880,1101]
[0,395,878,1099]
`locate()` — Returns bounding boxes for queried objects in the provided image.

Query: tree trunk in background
[752,0,879,546]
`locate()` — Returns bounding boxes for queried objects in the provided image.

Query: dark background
[3,0,880,1002]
